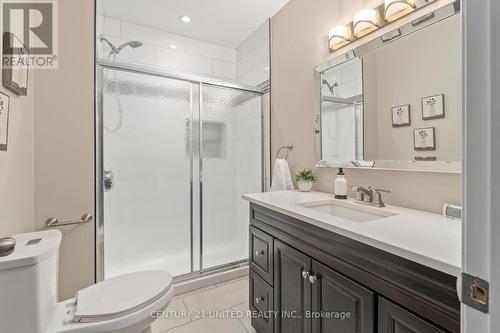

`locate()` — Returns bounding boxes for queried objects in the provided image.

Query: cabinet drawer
[378,298,447,333]
[250,269,274,333]
[250,226,274,285]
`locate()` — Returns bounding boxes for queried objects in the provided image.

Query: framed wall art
[391,104,411,127]
[2,32,29,96]
[0,92,11,151]
[422,94,445,120]
[414,127,436,151]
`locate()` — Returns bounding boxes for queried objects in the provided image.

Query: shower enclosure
[96,60,263,281]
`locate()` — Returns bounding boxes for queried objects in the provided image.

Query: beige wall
[271,0,461,213]
[0,0,35,235]
[0,75,35,236]
[34,0,95,300]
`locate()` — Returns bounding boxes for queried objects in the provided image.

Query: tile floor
[152,276,256,333]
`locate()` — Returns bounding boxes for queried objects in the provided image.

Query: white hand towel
[270,159,295,191]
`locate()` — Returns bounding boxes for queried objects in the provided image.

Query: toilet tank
[0,230,62,333]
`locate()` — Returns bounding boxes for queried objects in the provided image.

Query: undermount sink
[298,199,398,223]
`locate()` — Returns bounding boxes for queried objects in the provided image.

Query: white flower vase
[420,139,427,148]
[298,180,313,192]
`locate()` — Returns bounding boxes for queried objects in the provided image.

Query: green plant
[295,169,317,183]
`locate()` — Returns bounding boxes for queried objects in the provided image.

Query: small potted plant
[295,169,317,192]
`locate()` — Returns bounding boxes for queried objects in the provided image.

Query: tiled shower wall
[96,15,236,80]
[236,21,270,86]
[236,21,271,189]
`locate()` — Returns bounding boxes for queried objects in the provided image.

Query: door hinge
[457,273,489,314]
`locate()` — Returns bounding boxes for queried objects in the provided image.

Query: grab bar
[276,145,293,160]
[45,213,93,228]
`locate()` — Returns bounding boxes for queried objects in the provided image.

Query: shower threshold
[173,260,249,295]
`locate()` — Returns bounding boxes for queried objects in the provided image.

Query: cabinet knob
[309,275,319,284]
[302,271,310,279]
[255,296,265,304]
[255,250,265,257]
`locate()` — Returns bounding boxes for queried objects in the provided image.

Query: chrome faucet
[352,186,391,207]
[352,186,373,202]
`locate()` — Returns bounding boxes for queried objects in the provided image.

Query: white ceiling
[100,0,289,48]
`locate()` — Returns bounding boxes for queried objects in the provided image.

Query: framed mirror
[315,2,461,173]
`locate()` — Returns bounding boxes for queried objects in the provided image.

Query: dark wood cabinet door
[378,298,448,333]
[274,240,312,333]
[311,261,374,333]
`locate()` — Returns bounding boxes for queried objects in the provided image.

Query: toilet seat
[73,270,173,323]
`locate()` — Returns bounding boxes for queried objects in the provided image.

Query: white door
[462,0,499,331]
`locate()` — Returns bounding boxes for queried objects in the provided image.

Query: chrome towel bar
[45,213,93,228]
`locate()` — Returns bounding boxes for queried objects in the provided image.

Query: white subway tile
[96,15,104,36]
[236,55,253,78]
[236,21,269,61]
[238,59,270,86]
[213,60,236,80]
[101,36,155,65]
[121,21,186,52]
[103,16,121,37]
[156,47,212,76]
[186,39,235,63]
[252,38,270,67]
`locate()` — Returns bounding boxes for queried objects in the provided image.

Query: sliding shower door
[201,85,263,269]
[98,63,263,281]
[101,68,194,279]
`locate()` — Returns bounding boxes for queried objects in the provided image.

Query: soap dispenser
[335,168,348,199]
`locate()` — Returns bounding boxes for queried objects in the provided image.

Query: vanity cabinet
[378,298,447,333]
[249,203,460,333]
[273,240,375,333]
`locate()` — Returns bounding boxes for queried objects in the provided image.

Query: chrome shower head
[99,35,143,59]
[118,40,143,51]
[322,79,338,95]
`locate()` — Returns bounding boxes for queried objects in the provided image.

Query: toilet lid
[73,270,173,323]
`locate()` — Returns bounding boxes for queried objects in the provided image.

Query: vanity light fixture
[353,9,380,38]
[328,25,352,51]
[384,0,416,22]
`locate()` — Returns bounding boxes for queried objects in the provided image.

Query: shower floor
[105,240,247,279]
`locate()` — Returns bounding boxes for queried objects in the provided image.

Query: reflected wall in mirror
[317,5,461,173]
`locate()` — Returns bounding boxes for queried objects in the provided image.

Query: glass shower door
[102,68,194,279]
[201,85,263,269]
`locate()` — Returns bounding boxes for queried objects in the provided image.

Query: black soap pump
[334,168,348,199]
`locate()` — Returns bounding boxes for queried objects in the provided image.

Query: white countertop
[242,191,461,276]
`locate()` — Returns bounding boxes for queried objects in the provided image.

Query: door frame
[462,0,499,331]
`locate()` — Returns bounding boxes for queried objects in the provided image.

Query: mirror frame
[314,1,461,173]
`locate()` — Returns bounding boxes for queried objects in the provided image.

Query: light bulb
[353,9,380,38]
[328,26,352,51]
[384,0,416,22]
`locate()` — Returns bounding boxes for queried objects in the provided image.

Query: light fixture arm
[384,0,416,17]
[353,19,380,32]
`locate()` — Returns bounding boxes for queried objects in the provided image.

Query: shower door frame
[95,59,264,282]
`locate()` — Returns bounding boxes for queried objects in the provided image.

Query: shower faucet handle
[104,170,114,192]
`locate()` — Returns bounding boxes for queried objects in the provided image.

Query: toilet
[0,230,174,333]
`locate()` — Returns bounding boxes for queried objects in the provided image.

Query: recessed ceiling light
[170,45,177,49]
[179,15,191,23]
